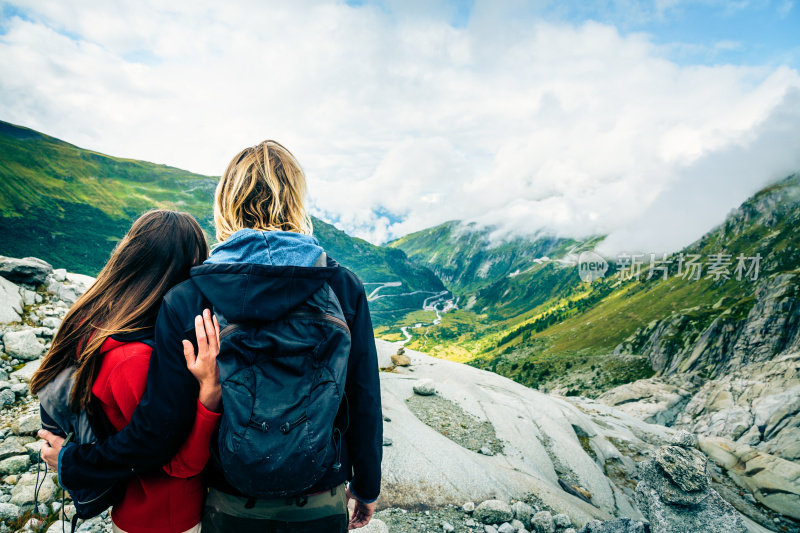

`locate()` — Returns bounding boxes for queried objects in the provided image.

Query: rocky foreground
[0,255,798,533]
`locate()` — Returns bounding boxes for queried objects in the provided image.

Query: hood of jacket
[190,229,334,323]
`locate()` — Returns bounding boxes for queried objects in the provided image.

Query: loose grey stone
[0,437,27,460]
[511,501,535,520]
[636,443,746,533]
[41,317,62,330]
[442,521,455,532]
[0,502,21,521]
[484,527,498,533]
[0,277,23,324]
[511,519,525,530]
[47,522,69,533]
[21,517,46,531]
[352,518,389,533]
[578,518,647,533]
[670,430,698,448]
[0,389,14,408]
[10,473,59,508]
[463,501,475,513]
[62,505,76,520]
[0,454,30,475]
[52,269,67,282]
[2,330,45,361]
[10,383,27,397]
[653,445,709,497]
[413,378,436,396]
[553,513,571,528]
[52,273,94,305]
[531,511,555,533]
[474,499,513,525]
[498,523,516,533]
[11,360,42,382]
[24,441,44,461]
[12,414,40,436]
[19,288,36,308]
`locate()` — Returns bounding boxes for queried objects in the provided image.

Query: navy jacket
[59,240,383,502]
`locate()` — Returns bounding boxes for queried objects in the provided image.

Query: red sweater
[92,337,221,533]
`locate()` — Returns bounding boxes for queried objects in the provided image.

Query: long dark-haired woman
[30,209,222,533]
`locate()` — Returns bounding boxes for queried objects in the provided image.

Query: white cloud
[1,1,799,251]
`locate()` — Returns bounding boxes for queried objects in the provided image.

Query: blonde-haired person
[53,141,383,533]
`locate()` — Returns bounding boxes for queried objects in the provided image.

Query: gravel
[405,394,504,455]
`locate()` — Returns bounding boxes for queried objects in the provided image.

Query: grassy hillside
[0,120,445,326]
[389,221,582,294]
[389,173,800,396]
[0,121,218,273]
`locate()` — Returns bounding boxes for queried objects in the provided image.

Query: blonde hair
[214,140,313,241]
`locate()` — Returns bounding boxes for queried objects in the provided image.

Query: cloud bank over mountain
[1,0,799,251]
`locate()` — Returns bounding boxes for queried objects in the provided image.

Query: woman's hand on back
[182,309,222,412]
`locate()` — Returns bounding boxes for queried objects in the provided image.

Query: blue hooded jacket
[205,228,323,267]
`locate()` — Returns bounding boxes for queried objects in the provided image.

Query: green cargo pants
[201,484,348,533]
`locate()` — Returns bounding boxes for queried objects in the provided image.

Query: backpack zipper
[287,310,350,335]
[280,413,308,434]
[219,311,350,339]
[219,324,240,340]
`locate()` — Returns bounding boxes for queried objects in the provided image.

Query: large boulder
[699,436,800,520]
[635,436,746,533]
[0,276,23,324]
[598,377,694,426]
[375,339,666,527]
[0,256,53,285]
[609,353,800,462]
[2,329,46,360]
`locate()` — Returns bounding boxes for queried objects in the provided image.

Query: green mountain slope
[389,221,581,294]
[0,120,445,325]
[388,173,800,395]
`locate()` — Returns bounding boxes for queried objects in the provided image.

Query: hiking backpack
[214,252,352,497]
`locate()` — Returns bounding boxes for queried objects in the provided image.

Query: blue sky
[1,0,799,250]
[345,0,799,67]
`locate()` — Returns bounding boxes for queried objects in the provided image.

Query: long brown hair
[30,210,209,412]
[213,140,313,242]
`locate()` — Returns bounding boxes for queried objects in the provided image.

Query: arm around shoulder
[59,299,200,489]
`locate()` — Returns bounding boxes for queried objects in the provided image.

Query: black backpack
[214,252,352,497]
